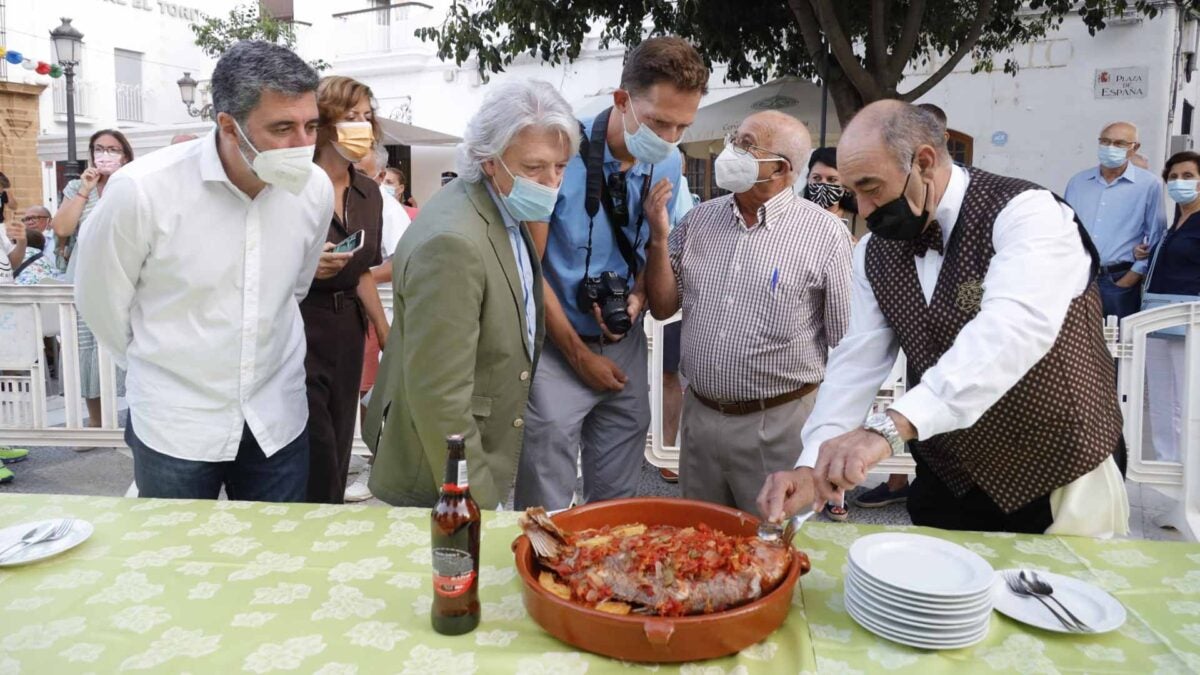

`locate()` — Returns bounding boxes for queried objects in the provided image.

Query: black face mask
[865,170,929,241]
[805,181,845,209]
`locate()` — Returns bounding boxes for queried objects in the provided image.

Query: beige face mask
[333,121,374,162]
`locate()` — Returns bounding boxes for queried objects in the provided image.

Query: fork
[0,518,75,564]
[1022,570,1093,632]
[1002,571,1088,632]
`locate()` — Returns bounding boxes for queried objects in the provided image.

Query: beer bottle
[430,434,481,635]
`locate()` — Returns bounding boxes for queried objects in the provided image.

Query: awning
[377,117,460,146]
[570,77,839,160]
[682,77,840,157]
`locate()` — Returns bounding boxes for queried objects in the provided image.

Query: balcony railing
[331,2,436,57]
[51,79,93,118]
[115,83,144,122]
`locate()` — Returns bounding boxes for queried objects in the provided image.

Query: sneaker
[853,483,910,508]
[0,448,28,465]
[823,501,849,522]
[344,466,373,503]
[658,468,679,483]
[0,466,12,484]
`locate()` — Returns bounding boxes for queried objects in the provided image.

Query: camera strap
[579,107,647,282]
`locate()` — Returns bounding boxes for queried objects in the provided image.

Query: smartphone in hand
[331,230,364,254]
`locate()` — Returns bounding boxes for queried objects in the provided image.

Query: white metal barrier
[3,284,1196,540]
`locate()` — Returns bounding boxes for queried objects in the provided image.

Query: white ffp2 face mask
[233,121,316,196]
[713,146,779,194]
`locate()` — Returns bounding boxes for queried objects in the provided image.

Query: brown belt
[692,383,819,416]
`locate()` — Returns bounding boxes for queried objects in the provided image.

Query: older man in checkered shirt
[644,110,853,512]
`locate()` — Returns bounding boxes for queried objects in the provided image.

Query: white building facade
[2,0,240,207]
[11,0,1198,206]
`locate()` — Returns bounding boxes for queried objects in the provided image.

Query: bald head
[1101,121,1138,142]
[24,205,51,219]
[170,133,198,145]
[843,100,949,173]
[737,110,811,185]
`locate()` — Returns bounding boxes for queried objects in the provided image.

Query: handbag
[1141,239,1196,338]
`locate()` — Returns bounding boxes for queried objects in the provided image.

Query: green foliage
[415,0,1196,120]
[191,2,329,71]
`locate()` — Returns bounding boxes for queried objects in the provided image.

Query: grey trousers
[514,328,650,511]
[679,387,818,513]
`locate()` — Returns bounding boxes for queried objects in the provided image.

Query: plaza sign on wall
[100,0,207,23]
[1094,67,1148,99]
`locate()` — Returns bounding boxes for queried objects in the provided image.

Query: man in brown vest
[757,100,1129,535]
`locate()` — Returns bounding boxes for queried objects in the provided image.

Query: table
[0,494,1197,673]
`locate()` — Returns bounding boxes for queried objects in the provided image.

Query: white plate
[848,561,992,608]
[849,567,992,614]
[846,575,992,628]
[992,570,1126,634]
[0,519,93,567]
[846,593,990,650]
[845,586,990,639]
[849,533,995,597]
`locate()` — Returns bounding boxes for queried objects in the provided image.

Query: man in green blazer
[365,80,580,508]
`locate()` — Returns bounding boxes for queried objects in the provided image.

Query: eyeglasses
[94,146,124,157]
[724,133,791,169]
[1098,138,1137,149]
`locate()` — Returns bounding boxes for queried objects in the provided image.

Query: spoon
[757,508,817,546]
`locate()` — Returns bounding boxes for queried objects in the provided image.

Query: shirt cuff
[1132,260,1149,276]
[888,384,959,441]
[795,430,839,469]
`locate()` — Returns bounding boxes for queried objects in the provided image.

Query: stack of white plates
[844,533,995,650]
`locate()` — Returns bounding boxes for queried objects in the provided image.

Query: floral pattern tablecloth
[0,494,1197,674]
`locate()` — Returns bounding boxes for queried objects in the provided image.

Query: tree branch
[868,0,888,74]
[808,0,884,100]
[888,0,928,81]
[900,0,995,101]
[785,0,830,74]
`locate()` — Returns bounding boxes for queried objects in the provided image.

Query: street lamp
[49,17,84,183]
[176,72,213,120]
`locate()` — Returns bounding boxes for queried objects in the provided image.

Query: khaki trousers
[679,387,818,513]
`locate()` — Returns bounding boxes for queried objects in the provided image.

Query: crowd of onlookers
[0,36,1194,539]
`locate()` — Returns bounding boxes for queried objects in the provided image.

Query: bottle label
[431,547,476,598]
[457,460,468,489]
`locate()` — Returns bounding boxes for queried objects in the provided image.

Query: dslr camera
[577,271,632,336]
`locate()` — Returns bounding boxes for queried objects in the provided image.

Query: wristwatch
[862,412,906,457]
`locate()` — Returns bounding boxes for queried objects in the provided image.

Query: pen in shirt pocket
[770,268,780,295]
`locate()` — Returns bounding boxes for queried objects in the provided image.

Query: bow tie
[910,221,944,258]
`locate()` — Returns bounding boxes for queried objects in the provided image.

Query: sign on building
[1094,67,1148,99]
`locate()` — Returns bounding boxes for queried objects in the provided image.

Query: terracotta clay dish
[512,497,810,663]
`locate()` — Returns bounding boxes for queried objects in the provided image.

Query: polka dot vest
[865,167,1123,514]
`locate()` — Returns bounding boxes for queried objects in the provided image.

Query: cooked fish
[519,507,806,617]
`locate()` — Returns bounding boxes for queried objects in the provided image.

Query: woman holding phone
[52,129,134,429]
[303,75,389,503]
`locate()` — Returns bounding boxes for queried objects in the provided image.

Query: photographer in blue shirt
[513,37,709,511]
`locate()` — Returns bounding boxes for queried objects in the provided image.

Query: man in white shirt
[757,101,1127,536]
[74,41,334,501]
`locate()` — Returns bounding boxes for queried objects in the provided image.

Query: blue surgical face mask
[494,159,558,222]
[1167,179,1198,204]
[622,103,677,165]
[1098,145,1130,169]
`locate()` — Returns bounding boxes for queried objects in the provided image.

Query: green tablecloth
[0,494,1197,674]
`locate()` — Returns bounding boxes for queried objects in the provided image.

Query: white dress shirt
[798,165,1092,466]
[378,185,412,259]
[74,129,334,462]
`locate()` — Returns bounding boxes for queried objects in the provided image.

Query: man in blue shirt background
[513,37,709,511]
[1064,121,1167,319]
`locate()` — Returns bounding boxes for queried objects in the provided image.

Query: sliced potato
[611,524,647,537]
[578,535,613,548]
[595,600,632,615]
[538,571,572,600]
